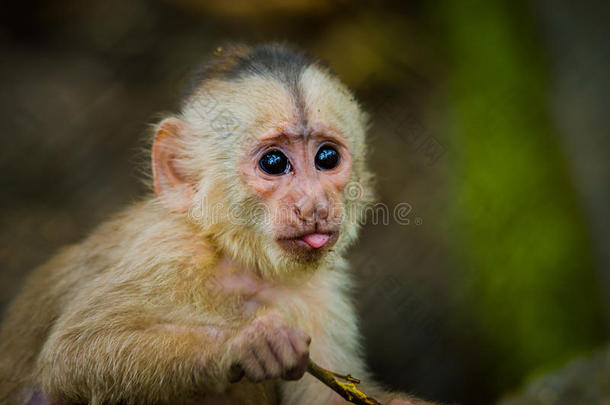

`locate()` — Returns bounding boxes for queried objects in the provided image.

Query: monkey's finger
[286,327,310,375]
[266,329,296,370]
[287,327,311,359]
[292,326,312,346]
[282,365,306,381]
[242,351,266,382]
[252,340,282,377]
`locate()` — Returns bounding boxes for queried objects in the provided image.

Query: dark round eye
[259,150,291,175]
[315,145,340,170]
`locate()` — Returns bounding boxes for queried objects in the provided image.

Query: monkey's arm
[36,303,236,404]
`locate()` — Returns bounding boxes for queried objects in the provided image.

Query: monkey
[0,43,435,405]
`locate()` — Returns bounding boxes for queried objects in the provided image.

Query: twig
[306,359,383,405]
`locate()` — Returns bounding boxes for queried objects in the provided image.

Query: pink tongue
[301,233,330,248]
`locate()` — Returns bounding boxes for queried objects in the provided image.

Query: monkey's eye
[259,150,291,175]
[315,145,340,170]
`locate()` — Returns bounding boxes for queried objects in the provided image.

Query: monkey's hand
[228,312,311,383]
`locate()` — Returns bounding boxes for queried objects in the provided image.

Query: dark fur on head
[182,43,332,116]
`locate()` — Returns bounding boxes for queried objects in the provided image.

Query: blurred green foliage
[439,0,605,391]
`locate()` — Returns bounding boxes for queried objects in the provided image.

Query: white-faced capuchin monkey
[0,43,436,405]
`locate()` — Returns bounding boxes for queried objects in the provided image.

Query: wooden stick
[306,359,383,405]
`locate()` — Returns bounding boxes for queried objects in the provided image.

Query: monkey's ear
[152,118,195,213]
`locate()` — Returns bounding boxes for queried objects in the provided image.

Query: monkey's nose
[316,201,329,220]
[294,196,313,221]
[294,195,329,223]
[294,196,330,222]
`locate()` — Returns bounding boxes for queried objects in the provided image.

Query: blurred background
[1,1,609,404]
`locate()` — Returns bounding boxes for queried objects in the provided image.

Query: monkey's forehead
[182,66,366,150]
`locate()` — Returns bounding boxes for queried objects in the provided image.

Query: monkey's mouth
[276,232,339,255]
[300,233,330,248]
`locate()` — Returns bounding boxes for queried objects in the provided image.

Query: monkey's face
[155,63,371,277]
[239,123,353,263]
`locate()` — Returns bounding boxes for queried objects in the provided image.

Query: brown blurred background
[1,1,609,404]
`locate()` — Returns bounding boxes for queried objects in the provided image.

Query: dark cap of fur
[182,43,331,105]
